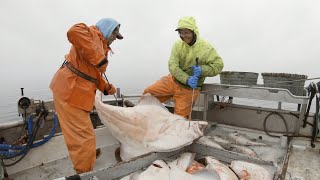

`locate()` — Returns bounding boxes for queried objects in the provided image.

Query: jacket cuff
[96,58,108,68]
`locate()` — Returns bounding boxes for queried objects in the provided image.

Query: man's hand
[192,66,201,78]
[103,84,116,95]
[187,76,198,89]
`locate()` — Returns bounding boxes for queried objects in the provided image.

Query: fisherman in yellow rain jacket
[143,16,224,118]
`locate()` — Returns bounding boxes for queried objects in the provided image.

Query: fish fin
[137,93,168,110]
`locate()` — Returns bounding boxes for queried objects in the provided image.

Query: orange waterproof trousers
[143,74,200,118]
[53,95,96,174]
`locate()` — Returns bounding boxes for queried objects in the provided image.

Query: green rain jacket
[169,16,224,90]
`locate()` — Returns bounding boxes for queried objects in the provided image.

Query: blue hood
[96,18,120,40]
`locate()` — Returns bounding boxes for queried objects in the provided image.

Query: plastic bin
[261,73,308,96]
[220,71,259,86]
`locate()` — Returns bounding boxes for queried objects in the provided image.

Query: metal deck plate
[285,140,320,180]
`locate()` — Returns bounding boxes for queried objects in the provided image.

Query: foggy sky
[1,0,319,96]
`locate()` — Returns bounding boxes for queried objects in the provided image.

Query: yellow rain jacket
[169,16,224,89]
[144,16,223,118]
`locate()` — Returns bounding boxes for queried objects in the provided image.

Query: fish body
[121,154,220,180]
[168,152,205,174]
[211,136,231,144]
[205,157,238,180]
[197,136,225,150]
[200,135,258,158]
[228,144,258,157]
[95,93,207,160]
[138,160,171,180]
[186,161,205,174]
[191,169,221,180]
[230,160,273,180]
[228,132,267,146]
[174,152,196,171]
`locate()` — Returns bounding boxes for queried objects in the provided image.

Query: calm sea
[0,87,53,123]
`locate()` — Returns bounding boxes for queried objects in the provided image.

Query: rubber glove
[192,66,202,78]
[104,84,116,95]
[187,76,199,89]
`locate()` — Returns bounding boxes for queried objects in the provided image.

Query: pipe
[0,114,55,130]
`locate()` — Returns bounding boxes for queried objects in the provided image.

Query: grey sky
[0,0,319,95]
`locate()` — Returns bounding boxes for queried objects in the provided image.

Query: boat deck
[6,127,120,180]
[2,83,319,179]
[3,124,320,180]
[285,139,320,180]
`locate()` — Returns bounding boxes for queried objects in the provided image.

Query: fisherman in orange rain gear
[143,16,224,119]
[50,18,123,174]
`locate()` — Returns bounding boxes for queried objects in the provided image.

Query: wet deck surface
[285,140,320,180]
[4,125,320,180]
[6,126,120,180]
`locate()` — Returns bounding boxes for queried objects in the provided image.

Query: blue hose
[0,113,58,157]
[31,114,58,148]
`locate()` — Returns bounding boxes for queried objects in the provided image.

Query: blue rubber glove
[187,76,199,89]
[192,66,202,77]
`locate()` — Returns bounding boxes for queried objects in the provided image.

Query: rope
[263,112,289,138]
[103,73,119,106]
[188,89,196,128]
[188,89,195,121]
[311,84,319,148]
[302,83,317,127]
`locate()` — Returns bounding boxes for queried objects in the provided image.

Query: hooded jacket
[169,16,224,89]
[50,20,119,111]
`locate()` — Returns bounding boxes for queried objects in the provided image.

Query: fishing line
[188,89,195,129]
[103,73,119,106]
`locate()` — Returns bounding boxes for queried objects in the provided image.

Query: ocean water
[0,82,139,123]
[0,87,53,123]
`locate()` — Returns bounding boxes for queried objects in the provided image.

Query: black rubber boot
[96,148,102,159]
